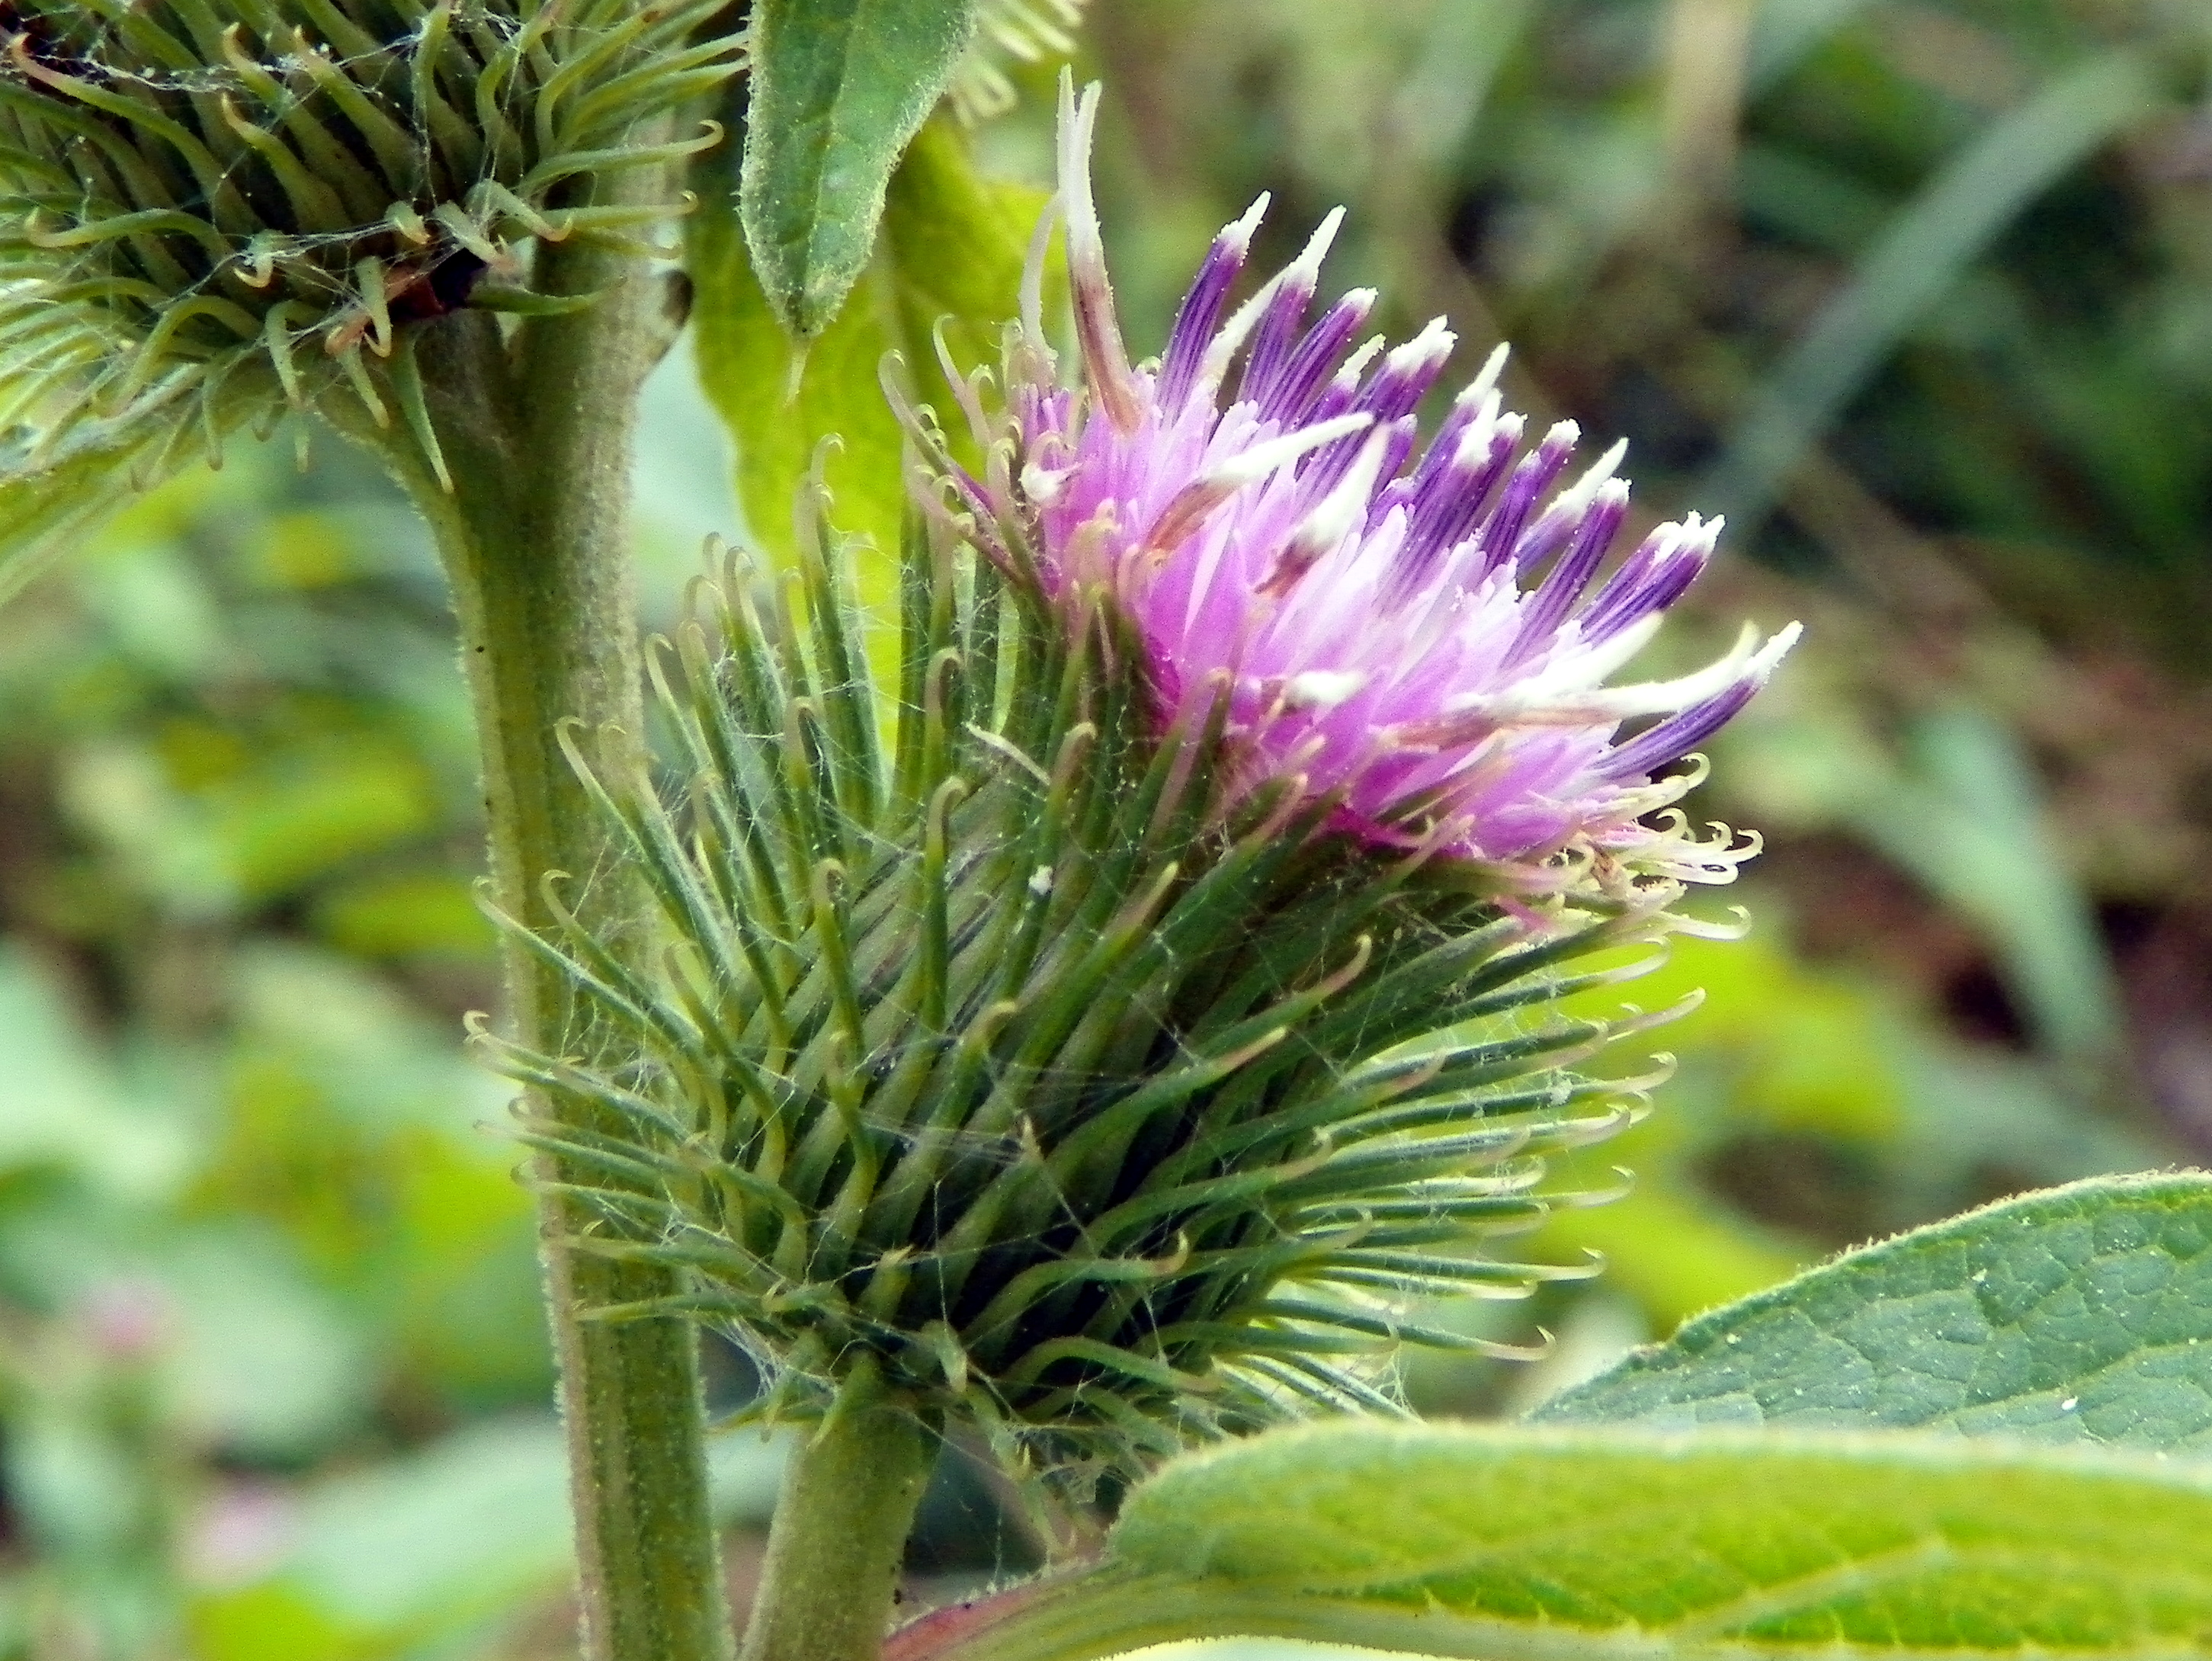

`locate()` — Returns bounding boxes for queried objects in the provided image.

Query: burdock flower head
[492,84,1796,1483]
[1000,81,1797,893]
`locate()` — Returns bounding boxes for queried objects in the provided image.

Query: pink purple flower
[997,82,1797,884]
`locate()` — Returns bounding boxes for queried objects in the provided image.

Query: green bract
[0,0,736,482]
[480,368,1723,1480]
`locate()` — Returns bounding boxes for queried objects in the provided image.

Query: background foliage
[4,1,2210,1655]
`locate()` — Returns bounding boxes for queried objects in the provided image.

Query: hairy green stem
[353,226,726,1657]
[741,1361,937,1661]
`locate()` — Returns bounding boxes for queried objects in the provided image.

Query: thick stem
[740,1363,937,1661]
[361,224,726,1656]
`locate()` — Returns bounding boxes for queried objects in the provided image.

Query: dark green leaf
[1537,1172,2212,1449]
[739,0,980,341]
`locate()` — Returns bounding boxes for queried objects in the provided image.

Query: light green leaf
[739,0,981,341]
[188,1417,574,1659]
[1746,0,1877,96]
[1705,48,2160,531]
[694,117,1047,653]
[161,1228,377,1462]
[950,1424,2212,1661]
[1536,1172,2212,1448]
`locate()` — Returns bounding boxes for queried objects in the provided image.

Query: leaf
[1535,1172,2212,1448]
[928,1422,2212,1661]
[1704,48,2160,533]
[1128,1425,2212,1650]
[185,1416,575,1659]
[0,942,189,1198]
[739,0,981,342]
[694,117,1050,661]
[159,1227,378,1461]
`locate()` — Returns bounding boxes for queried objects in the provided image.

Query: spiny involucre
[486,80,1797,1485]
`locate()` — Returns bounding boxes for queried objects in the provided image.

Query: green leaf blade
[1117,1424,2204,1597]
[739,0,981,342]
[944,1425,2212,1661]
[1536,1172,2212,1451]
[937,1179,2212,1661]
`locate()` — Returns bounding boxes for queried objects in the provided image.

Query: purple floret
[997,82,1798,883]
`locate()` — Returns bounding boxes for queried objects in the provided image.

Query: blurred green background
[6,1,2212,1654]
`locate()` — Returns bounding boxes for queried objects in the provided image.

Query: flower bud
[0,1,736,474]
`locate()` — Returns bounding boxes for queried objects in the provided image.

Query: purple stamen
[1253,290,1377,425]
[1472,424,1579,576]
[1503,482,1630,669]
[1159,214,1261,410]
[1402,386,1500,504]
[1579,530,1712,643]
[1237,274,1319,409]
[1298,326,1454,502]
[1598,680,1759,781]
[1389,420,1521,584]
[1351,325,1457,428]
[1301,347,1378,428]
[1572,531,1665,633]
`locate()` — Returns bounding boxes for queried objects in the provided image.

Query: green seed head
[486,391,1708,1484]
[0,0,736,472]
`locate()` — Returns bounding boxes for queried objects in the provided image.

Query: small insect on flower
[974,79,1800,894]
[322,251,500,359]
